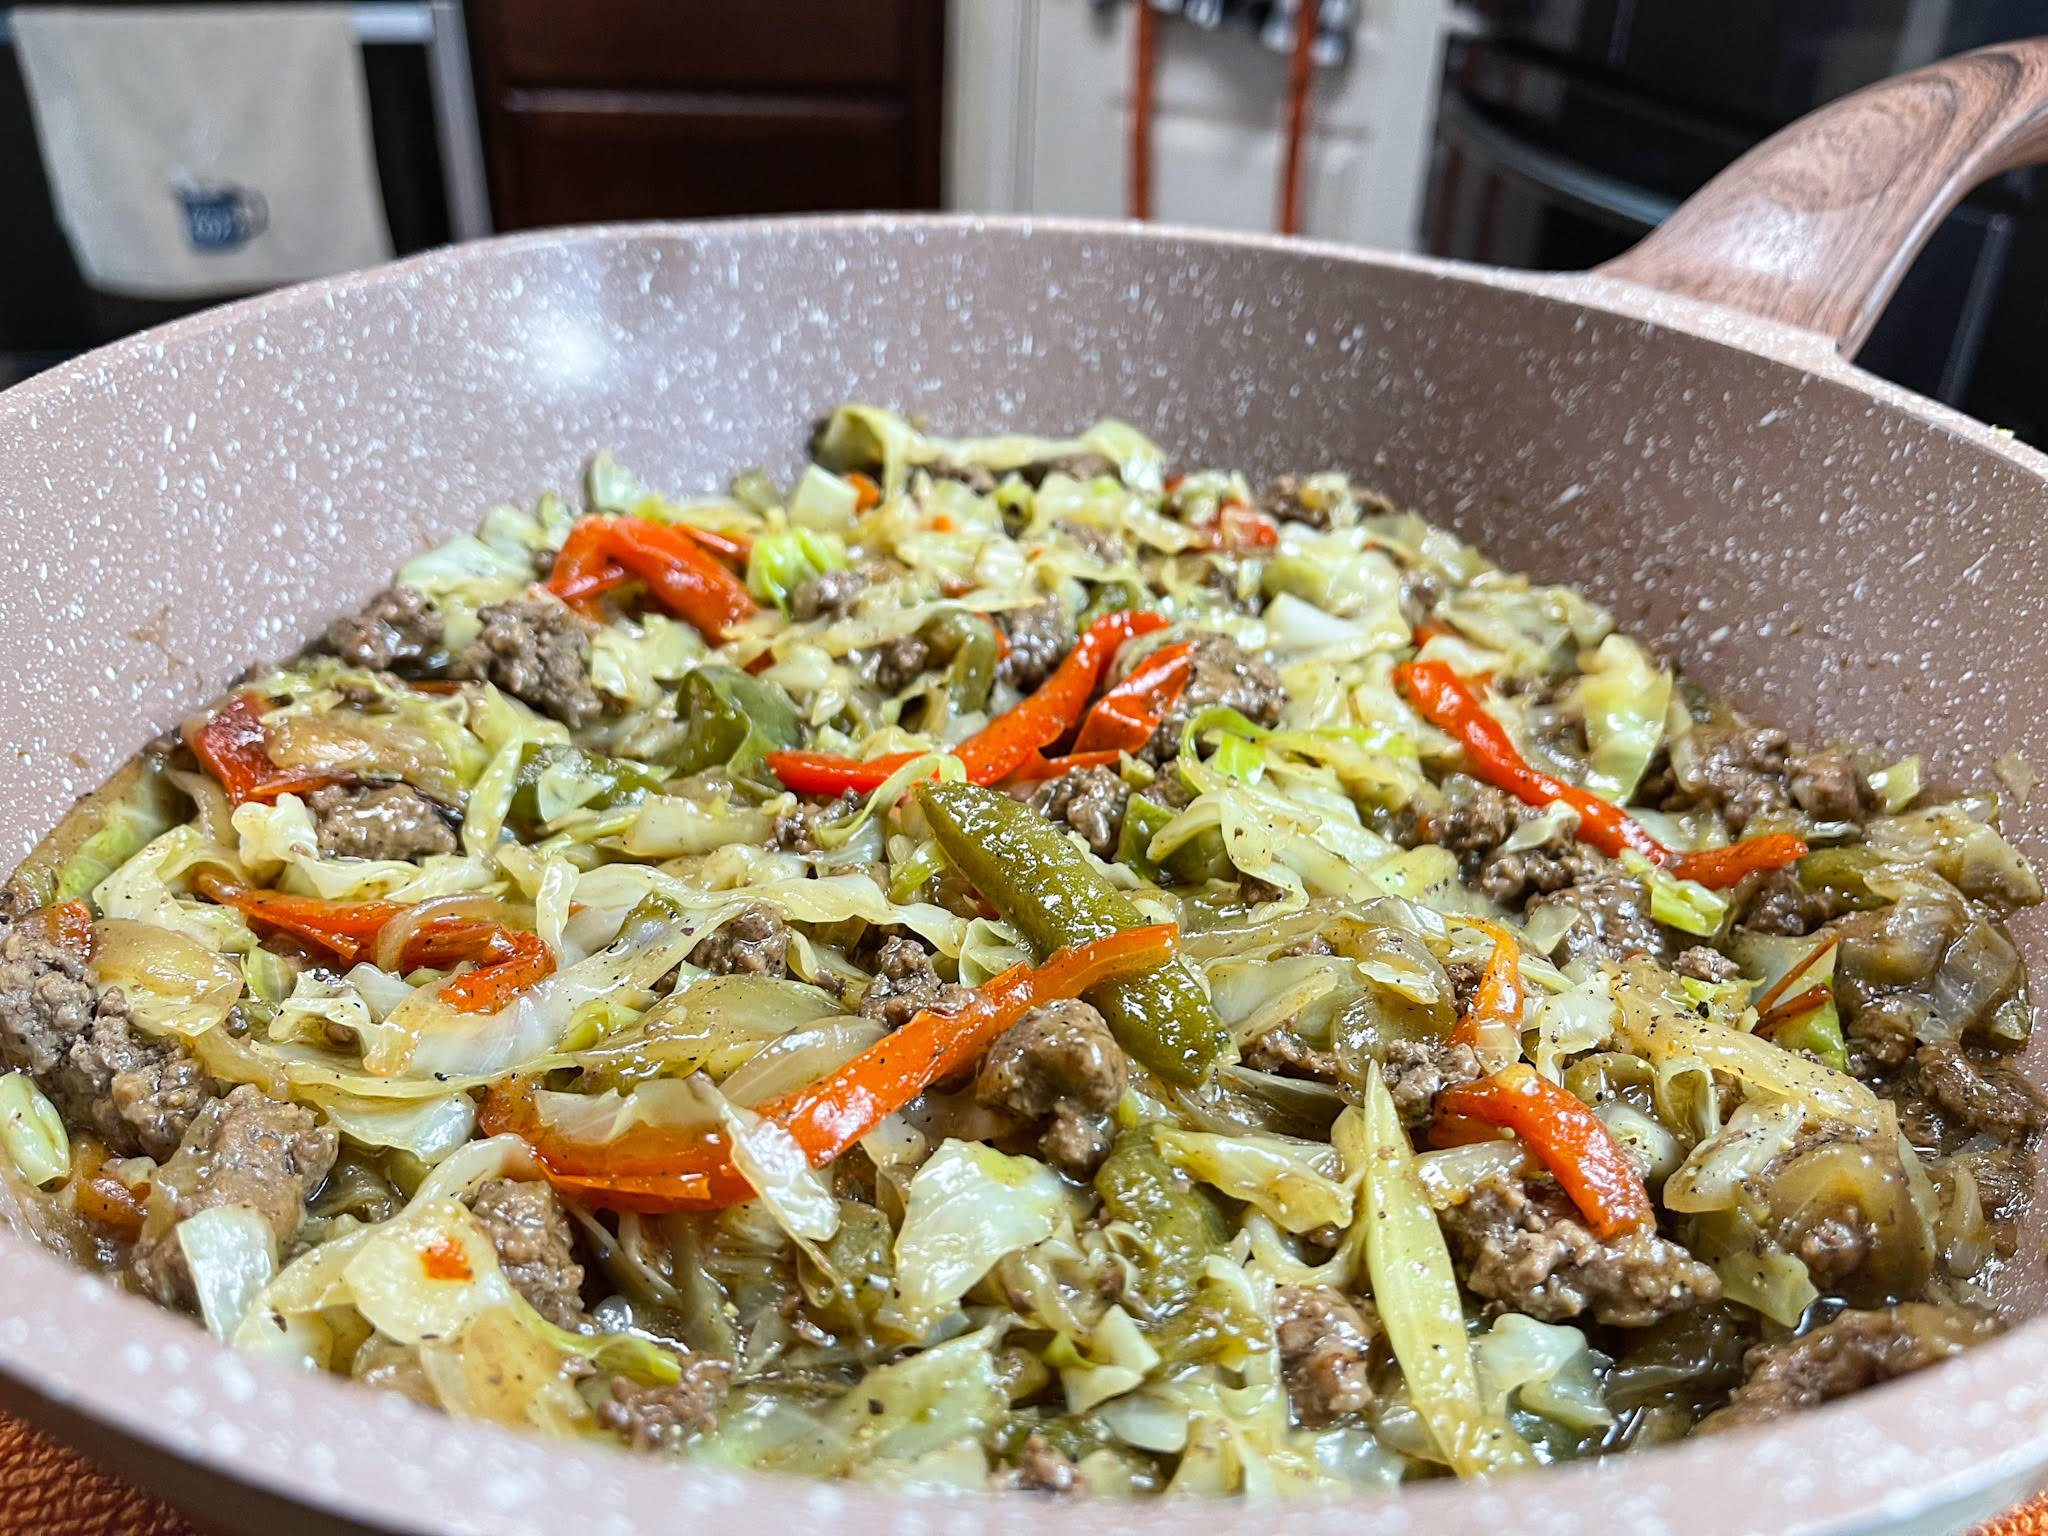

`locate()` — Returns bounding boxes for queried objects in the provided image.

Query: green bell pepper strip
[669,665,802,778]
[507,745,666,833]
[917,780,1232,1086]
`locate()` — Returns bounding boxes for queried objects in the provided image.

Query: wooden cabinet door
[469,0,943,230]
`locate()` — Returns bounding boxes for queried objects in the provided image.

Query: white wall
[946,0,1451,252]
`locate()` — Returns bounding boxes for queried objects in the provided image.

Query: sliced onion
[89,917,242,1036]
[373,893,520,974]
[721,1018,887,1107]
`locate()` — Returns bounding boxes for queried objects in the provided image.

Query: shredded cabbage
[0,1074,68,1186]
[882,1139,1067,1336]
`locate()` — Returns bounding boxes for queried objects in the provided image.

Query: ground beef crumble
[1274,1284,1378,1426]
[470,1178,586,1329]
[856,937,973,1029]
[0,924,209,1161]
[1381,1038,1482,1126]
[994,601,1074,692]
[1440,1172,1720,1327]
[689,903,792,978]
[447,598,602,728]
[1144,633,1286,763]
[322,586,443,673]
[1700,1304,1999,1430]
[596,1357,735,1450]
[307,782,457,862]
[1024,765,1130,861]
[133,1085,338,1309]
[976,999,1127,1178]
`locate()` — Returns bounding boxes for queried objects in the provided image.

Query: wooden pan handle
[1599,38,2048,354]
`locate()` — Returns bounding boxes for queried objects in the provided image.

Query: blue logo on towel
[174,180,268,251]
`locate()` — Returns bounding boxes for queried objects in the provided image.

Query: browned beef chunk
[993,1432,1086,1493]
[0,924,209,1161]
[689,903,791,978]
[1145,633,1287,763]
[1700,1304,1999,1430]
[1445,958,1485,1017]
[1652,726,1793,834]
[976,1000,1127,1178]
[470,1178,586,1329]
[1440,1172,1720,1327]
[307,782,457,862]
[448,599,602,728]
[1025,766,1130,861]
[1913,1042,2044,1137]
[772,790,863,853]
[1274,1284,1378,1426]
[856,937,972,1029]
[595,1357,734,1450]
[789,566,869,622]
[928,457,998,495]
[1672,946,1741,984]
[1787,748,1878,823]
[1402,778,1516,878]
[1381,1038,1483,1126]
[1258,474,1331,530]
[1473,817,1589,907]
[1023,452,1117,486]
[869,631,934,693]
[1242,1025,1343,1082]
[133,1086,339,1308]
[995,600,1074,692]
[323,586,442,673]
[1733,866,1834,937]
[1528,852,1670,966]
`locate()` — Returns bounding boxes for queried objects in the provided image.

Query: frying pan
[3,37,2048,1536]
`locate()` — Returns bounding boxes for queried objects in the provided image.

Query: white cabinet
[946,0,1450,251]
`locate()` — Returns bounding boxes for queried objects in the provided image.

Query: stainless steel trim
[1438,90,1679,231]
[0,3,435,45]
[425,0,494,240]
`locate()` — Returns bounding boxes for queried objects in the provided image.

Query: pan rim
[2,212,2045,1536]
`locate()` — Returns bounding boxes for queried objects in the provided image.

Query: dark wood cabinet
[467,0,944,231]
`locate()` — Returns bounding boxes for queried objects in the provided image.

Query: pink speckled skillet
[6,38,2048,1536]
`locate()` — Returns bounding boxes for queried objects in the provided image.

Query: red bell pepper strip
[192,873,554,1014]
[187,693,352,806]
[543,516,755,639]
[1664,834,1813,889]
[764,611,1170,796]
[480,922,1178,1213]
[673,523,752,565]
[846,471,882,512]
[1432,1064,1652,1239]
[603,517,755,639]
[28,901,95,959]
[436,928,555,1013]
[193,870,399,962]
[1394,660,1805,890]
[762,748,920,798]
[544,519,632,617]
[1004,749,1126,785]
[1448,919,1523,1056]
[1073,639,1193,756]
[549,564,633,610]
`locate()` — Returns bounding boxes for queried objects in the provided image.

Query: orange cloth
[0,1414,195,1536]
[0,1407,2041,1535]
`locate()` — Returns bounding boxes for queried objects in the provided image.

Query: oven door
[1423,39,2027,420]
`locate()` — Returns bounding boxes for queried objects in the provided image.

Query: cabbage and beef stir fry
[0,405,2038,1493]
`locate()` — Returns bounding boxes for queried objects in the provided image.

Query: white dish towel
[13,5,393,298]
